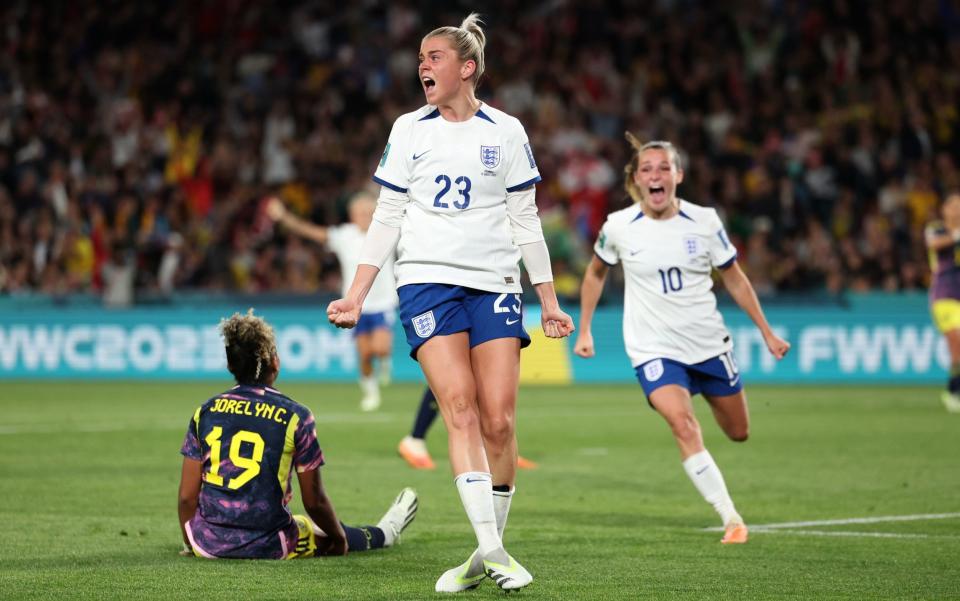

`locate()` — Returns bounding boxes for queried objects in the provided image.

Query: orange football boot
[516,456,539,470]
[397,437,436,470]
[721,522,748,544]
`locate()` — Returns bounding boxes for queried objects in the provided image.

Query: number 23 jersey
[594,200,738,367]
[373,103,541,293]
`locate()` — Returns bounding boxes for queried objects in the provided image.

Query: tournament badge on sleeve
[412,311,436,338]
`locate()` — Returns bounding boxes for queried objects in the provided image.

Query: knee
[480,413,515,448]
[668,412,701,444]
[442,394,479,432]
[726,423,749,442]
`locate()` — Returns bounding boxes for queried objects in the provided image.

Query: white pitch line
[704,512,960,532]
[579,447,609,456]
[749,529,960,540]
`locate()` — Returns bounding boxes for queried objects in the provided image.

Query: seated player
[177,309,418,559]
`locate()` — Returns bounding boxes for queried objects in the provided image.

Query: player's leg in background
[648,385,746,543]
[943,328,960,412]
[703,391,750,442]
[355,333,380,411]
[932,301,960,411]
[648,384,705,458]
[371,325,393,386]
[398,387,438,469]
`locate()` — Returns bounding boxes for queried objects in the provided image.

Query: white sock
[379,357,392,379]
[682,449,741,526]
[493,486,514,538]
[359,375,379,399]
[454,472,502,555]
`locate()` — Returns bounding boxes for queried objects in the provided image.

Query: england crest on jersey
[683,235,700,256]
[412,310,436,338]
[480,145,501,169]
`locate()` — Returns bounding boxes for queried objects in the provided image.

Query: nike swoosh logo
[465,477,489,484]
[412,150,431,160]
[695,466,709,475]
[505,318,520,325]
[630,249,643,255]
[729,375,740,386]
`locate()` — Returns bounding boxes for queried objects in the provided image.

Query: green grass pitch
[1,381,958,600]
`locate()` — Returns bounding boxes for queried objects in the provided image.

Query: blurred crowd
[1,0,959,305]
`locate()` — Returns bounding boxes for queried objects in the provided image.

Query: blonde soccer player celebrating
[327,13,573,592]
[574,135,789,544]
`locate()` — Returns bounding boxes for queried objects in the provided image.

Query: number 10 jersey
[594,200,739,368]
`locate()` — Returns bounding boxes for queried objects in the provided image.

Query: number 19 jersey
[594,200,738,367]
[180,384,324,559]
[373,103,541,293]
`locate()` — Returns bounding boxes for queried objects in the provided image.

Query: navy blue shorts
[354,311,394,337]
[397,284,531,360]
[634,352,743,399]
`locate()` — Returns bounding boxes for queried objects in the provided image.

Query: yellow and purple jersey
[927,221,960,302]
[180,384,324,559]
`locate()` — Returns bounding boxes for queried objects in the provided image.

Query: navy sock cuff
[342,524,386,551]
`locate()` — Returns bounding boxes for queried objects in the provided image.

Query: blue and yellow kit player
[925,193,960,412]
[177,309,418,559]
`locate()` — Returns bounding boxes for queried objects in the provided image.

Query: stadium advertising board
[0,294,945,382]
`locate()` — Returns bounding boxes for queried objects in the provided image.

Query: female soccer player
[177,309,418,559]
[574,135,789,544]
[327,14,573,591]
[266,193,397,411]
[924,192,960,413]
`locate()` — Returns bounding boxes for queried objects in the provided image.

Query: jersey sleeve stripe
[717,253,738,270]
[372,175,408,193]
[506,175,542,193]
[276,413,300,492]
[594,250,617,267]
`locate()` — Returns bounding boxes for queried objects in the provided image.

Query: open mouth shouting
[648,185,667,204]
[422,76,436,94]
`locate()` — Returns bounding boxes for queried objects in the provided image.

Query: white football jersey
[327,224,398,313]
[373,103,541,293]
[594,200,738,367]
